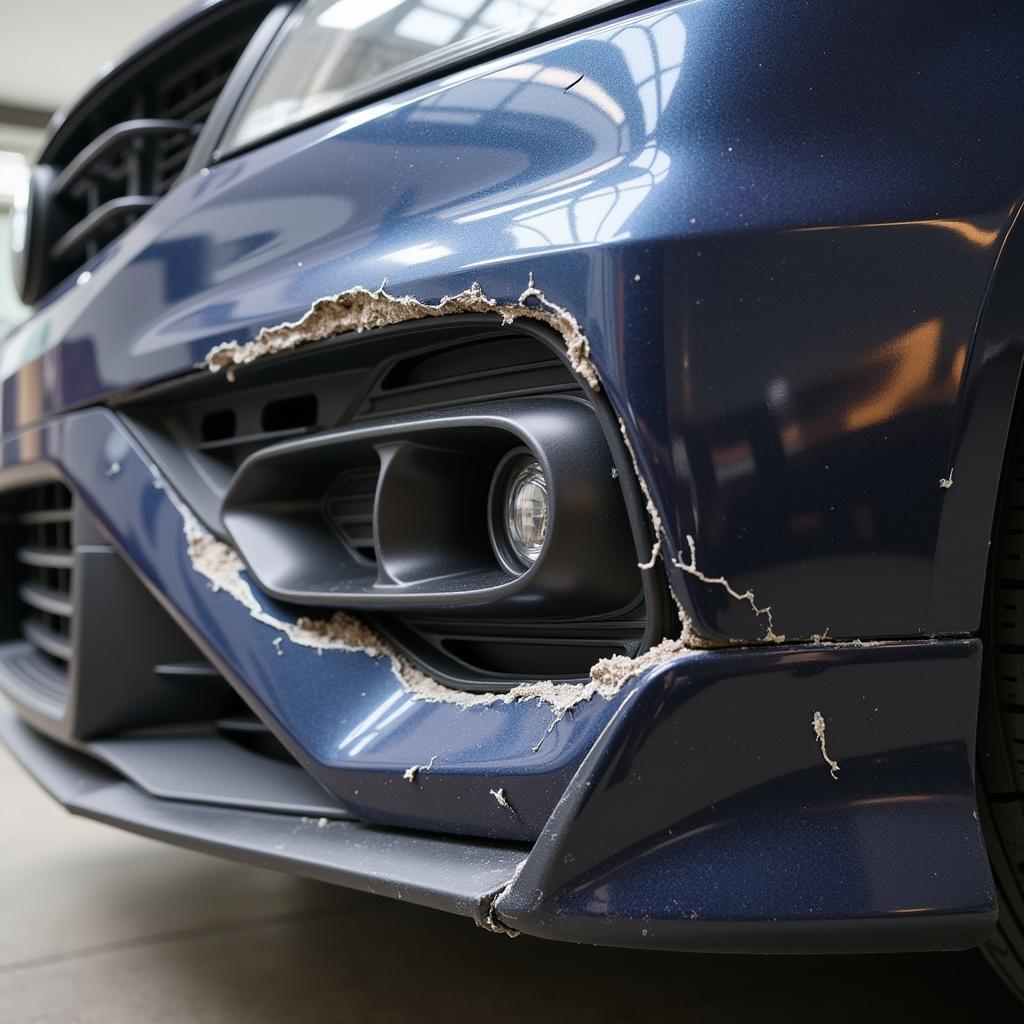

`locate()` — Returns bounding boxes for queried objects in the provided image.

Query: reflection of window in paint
[446,13,686,249]
[335,688,416,756]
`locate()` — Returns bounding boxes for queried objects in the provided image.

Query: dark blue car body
[3,0,1024,953]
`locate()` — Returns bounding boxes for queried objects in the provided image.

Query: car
[3,0,1024,999]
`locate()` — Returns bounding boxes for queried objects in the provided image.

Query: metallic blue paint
[498,638,995,951]
[4,0,1024,644]
[1,0,1022,944]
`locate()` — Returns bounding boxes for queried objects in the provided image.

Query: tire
[980,429,1024,1001]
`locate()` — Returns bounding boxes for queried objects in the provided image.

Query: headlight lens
[222,0,624,152]
[504,459,548,567]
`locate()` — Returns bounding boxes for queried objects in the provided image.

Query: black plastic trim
[0,708,526,927]
[13,164,57,306]
[122,314,673,691]
[86,731,352,818]
[53,119,200,196]
[50,196,158,261]
[222,397,641,615]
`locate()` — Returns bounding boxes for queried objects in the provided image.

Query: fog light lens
[505,460,548,566]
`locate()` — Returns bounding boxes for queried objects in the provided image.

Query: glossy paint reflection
[3,0,1024,648]
[496,639,996,951]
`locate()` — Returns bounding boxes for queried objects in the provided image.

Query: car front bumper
[0,405,997,950]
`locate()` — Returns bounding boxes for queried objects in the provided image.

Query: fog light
[492,456,549,571]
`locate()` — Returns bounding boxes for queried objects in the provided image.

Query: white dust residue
[403,755,437,782]
[181,508,695,717]
[671,535,783,643]
[203,276,601,390]
[186,276,796,717]
[812,709,840,780]
[489,787,512,809]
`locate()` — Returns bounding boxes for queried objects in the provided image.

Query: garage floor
[0,743,1014,1023]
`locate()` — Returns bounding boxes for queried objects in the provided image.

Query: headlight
[222,0,625,152]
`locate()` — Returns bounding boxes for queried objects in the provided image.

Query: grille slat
[0,643,69,712]
[22,619,73,664]
[35,10,272,293]
[16,546,75,570]
[18,582,74,619]
[17,509,72,526]
[4,482,76,698]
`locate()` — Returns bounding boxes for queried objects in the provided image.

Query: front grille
[151,32,250,194]
[50,26,255,269]
[124,316,673,690]
[23,2,276,299]
[0,481,75,715]
[14,483,74,676]
[0,476,306,780]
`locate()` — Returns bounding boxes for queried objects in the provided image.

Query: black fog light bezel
[126,313,675,691]
[221,396,642,616]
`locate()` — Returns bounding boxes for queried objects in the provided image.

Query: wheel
[980,415,1024,1001]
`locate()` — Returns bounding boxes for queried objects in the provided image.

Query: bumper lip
[0,706,526,926]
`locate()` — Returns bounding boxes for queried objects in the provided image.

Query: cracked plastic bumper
[1,628,997,952]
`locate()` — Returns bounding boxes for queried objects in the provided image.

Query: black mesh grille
[0,482,76,714]
[42,7,270,282]
[14,483,74,674]
[150,29,254,194]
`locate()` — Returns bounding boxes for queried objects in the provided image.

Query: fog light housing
[491,452,548,572]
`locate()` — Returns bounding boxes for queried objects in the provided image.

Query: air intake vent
[327,465,380,563]
[15,483,74,673]
[0,482,74,715]
[123,316,674,692]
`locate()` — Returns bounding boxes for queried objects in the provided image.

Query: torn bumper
[1,629,997,952]
[0,407,997,951]
[495,636,997,952]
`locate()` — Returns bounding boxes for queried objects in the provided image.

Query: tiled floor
[0,743,1014,1023]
